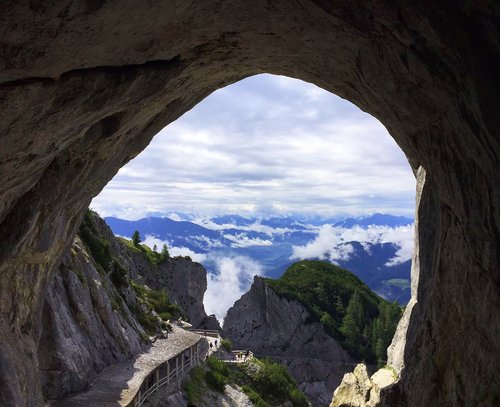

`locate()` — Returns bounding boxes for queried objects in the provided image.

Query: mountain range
[104,213,413,306]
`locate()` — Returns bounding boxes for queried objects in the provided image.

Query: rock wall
[330,364,396,407]
[38,237,145,400]
[0,2,498,406]
[37,213,217,400]
[91,214,219,329]
[223,276,354,406]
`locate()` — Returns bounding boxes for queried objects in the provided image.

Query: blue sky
[91,74,415,220]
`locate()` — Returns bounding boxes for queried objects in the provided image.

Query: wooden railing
[218,350,254,363]
[186,328,221,339]
[126,338,206,407]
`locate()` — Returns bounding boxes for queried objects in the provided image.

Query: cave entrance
[92,73,416,322]
[91,73,417,405]
[1,3,497,406]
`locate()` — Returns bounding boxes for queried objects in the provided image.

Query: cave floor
[48,326,201,406]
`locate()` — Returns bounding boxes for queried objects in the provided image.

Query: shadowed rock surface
[224,276,354,406]
[0,2,499,406]
[38,237,146,400]
[38,212,216,401]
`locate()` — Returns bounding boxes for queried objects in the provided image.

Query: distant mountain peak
[334,213,413,228]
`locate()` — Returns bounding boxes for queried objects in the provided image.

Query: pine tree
[132,230,141,247]
[161,244,169,259]
[340,292,365,356]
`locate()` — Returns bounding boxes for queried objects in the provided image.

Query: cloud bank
[91,74,415,219]
[291,224,414,266]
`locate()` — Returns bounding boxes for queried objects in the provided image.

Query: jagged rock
[38,214,217,400]
[0,3,498,406]
[330,365,396,407]
[38,237,145,399]
[224,276,354,406]
[198,314,222,331]
[92,214,220,330]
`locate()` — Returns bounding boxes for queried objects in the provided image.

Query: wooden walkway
[49,326,205,407]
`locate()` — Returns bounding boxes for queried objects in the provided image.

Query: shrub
[183,366,204,405]
[110,261,128,288]
[221,338,233,352]
[241,385,271,407]
[206,356,229,376]
[204,370,226,393]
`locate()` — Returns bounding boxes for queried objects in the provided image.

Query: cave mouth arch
[0,2,498,406]
[93,72,416,324]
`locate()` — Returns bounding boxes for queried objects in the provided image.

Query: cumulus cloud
[203,256,264,323]
[137,235,264,322]
[91,74,415,219]
[291,224,414,266]
[291,225,354,263]
[223,234,274,248]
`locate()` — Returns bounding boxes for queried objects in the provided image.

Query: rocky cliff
[1,3,499,406]
[223,276,354,406]
[37,211,217,400]
[38,236,146,400]
[85,211,219,329]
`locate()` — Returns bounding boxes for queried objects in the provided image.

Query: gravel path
[49,327,201,407]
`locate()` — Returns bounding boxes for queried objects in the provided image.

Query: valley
[104,212,414,318]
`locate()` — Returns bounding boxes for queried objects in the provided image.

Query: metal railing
[126,338,206,407]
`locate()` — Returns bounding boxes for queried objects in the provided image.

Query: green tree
[161,243,169,258]
[132,230,141,247]
[340,292,365,356]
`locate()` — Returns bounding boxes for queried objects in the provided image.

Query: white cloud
[223,234,274,248]
[136,235,265,322]
[203,256,264,323]
[91,74,415,220]
[291,225,353,262]
[291,224,415,266]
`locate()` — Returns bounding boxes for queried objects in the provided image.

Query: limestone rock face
[92,214,219,329]
[138,257,212,329]
[224,276,354,406]
[38,237,146,399]
[37,214,217,400]
[330,364,396,407]
[0,2,499,406]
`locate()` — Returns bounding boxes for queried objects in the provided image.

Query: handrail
[126,338,206,407]
[186,328,221,338]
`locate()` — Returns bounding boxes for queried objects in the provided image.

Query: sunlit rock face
[224,276,354,406]
[0,2,498,406]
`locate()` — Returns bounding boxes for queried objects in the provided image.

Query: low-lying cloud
[203,255,264,323]
[141,236,263,323]
[291,224,414,266]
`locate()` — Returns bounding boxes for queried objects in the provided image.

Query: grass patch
[185,356,308,407]
[79,210,111,273]
[183,366,205,405]
[118,238,169,265]
[221,338,232,352]
[129,281,184,334]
